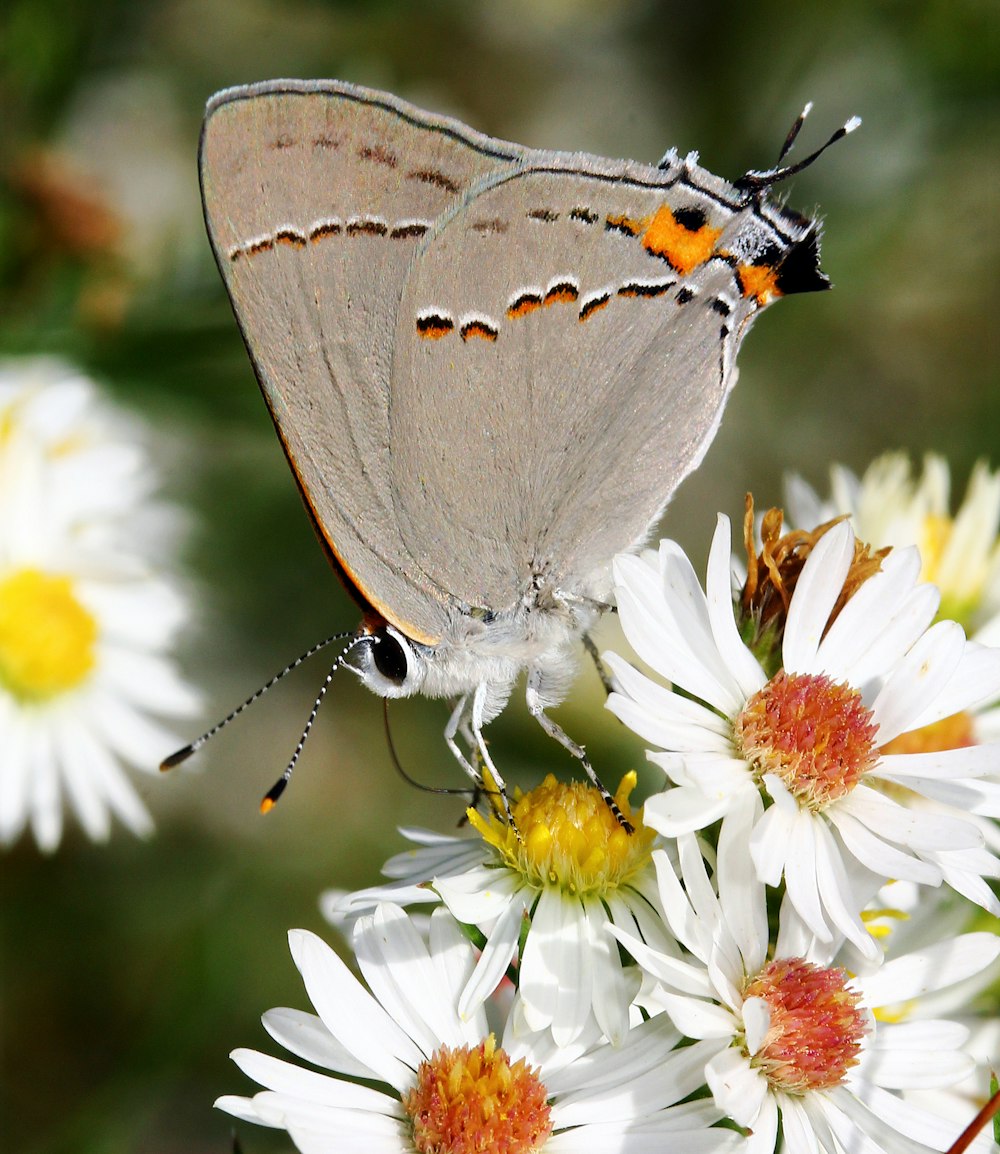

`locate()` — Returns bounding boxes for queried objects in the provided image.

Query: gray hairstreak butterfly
[166,79,857,822]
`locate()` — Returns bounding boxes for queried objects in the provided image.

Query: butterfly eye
[372,627,409,684]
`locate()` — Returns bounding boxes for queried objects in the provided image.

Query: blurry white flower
[0,357,199,850]
[612,792,1000,1154]
[604,515,1000,957]
[785,452,1000,639]
[218,904,741,1153]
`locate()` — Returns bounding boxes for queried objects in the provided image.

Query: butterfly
[168,80,856,822]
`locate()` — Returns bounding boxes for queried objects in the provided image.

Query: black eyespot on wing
[672,206,707,232]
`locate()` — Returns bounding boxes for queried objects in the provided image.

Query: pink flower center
[403,1035,552,1154]
[735,670,878,809]
[743,957,868,1093]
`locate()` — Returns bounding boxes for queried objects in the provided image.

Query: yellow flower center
[743,957,867,1093]
[403,1035,552,1154]
[467,772,655,897]
[735,671,879,810]
[0,568,97,700]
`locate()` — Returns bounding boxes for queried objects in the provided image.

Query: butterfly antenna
[776,101,812,164]
[736,112,861,194]
[259,635,368,813]
[160,631,357,770]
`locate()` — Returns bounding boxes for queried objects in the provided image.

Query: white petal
[518,887,589,1040]
[828,806,942,885]
[838,784,983,850]
[816,546,926,678]
[261,1008,373,1079]
[29,722,63,852]
[837,1080,966,1151]
[860,1026,973,1089]
[215,1094,278,1126]
[355,903,473,1051]
[858,932,1000,1005]
[434,864,522,923]
[614,544,745,716]
[100,646,201,715]
[879,743,999,781]
[783,521,856,673]
[782,812,833,941]
[705,515,768,699]
[705,1045,769,1127]
[457,893,522,1018]
[650,990,737,1039]
[919,639,1000,721]
[871,620,965,743]
[586,901,629,1045]
[611,925,714,998]
[718,791,768,973]
[0,704,31,844]
[812,817,882,960]
[742,995,771,1055]
[643,782,733,836]
[748,802,793,886]
[288,928,419,1092]
[229,1048,399,1113]
[428,907,479,1020]
[604,657,733,752]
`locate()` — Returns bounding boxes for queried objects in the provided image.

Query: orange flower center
[736,670,878,809]
[743,957,867,1093]
[403,1035,552,1154]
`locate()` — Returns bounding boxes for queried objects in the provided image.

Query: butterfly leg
[444,691,515,826]
[525,673,634,834]
[444,693,478,780]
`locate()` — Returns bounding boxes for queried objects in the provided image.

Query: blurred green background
[1,0,996,1150]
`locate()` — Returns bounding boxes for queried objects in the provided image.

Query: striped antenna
[159,631,358,771]
[258,634,371,813]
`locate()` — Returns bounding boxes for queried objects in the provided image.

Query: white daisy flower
[787,454,1000,856]
[612,792,1000,1154]
[324,773,671,1047]
[785,452,1000,638]
[0,357,199,850]
[604,514,1000,957]
[218,903,742,1153]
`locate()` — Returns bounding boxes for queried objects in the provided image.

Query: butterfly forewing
[199,80,528,643]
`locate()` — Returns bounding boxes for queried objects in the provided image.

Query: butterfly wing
[388,153,818,612]
[199,80,529,644]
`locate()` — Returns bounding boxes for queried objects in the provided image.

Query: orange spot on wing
[460,320,498,342]
[641,205,722,275]
[275,229,306,249]
[737,263,783,305]
[416,316,454,339]
[606,212,646,236]
[544,284,579,306]
[579,294,610,321]
[507,294,543,319]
